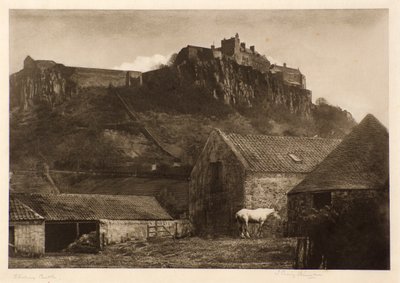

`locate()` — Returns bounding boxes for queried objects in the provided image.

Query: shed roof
[9,196,44,221]
[12,193,173,221]
[288,114,388,194]
[218,130,341,173]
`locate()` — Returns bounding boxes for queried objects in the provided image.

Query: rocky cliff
[10,56,140,110]
[172,52,313,118]
[10,57,77,110]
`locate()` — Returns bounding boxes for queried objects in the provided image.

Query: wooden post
[294,237,309,269]
[76,223,80,240]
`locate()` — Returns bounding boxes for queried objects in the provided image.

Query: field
[9,237,296,269]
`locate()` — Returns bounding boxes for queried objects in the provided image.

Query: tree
[168,53,178,66]
[316,97,329,106]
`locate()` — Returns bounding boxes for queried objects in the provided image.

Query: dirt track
[9,237,296,269]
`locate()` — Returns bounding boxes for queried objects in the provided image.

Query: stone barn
[189,129,341,236]
[287,114,389,269]
[10,193,191,255]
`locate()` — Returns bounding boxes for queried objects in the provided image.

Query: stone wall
[10,221,45,255]
[189,131,246,235]
[99,219,191,246]
[244,172,306,218]
[241,172,306,237]
[71,67,141,88]
[287,189,388,237]
[241,52,270,73]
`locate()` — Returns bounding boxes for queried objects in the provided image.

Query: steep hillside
[9,53,356,181]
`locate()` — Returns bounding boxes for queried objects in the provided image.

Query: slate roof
[9,196,44,221]
[218,130,341,173]
[289,114,389,194]
[12,193,173,221]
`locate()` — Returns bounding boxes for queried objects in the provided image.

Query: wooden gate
[147,221,174,239]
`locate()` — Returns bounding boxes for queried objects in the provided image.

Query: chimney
[211,44,215,50]
[250,46,255,53]
[283,63,287,68]
[240,42,246,49]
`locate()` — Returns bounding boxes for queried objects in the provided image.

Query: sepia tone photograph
[6,7,393,274]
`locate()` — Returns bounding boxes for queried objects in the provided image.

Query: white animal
[235,208,281,238]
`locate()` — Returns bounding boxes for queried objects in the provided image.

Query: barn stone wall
[99,219,191,246]
[287,189,388,237]
[10,221,45,255]
[242,172,305,237]
[244,172,306,218]
[189,131,246,235]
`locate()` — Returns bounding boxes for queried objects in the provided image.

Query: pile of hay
[64,231,99,254]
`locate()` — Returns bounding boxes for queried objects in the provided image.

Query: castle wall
[71,67,141,88]
[238,52,270,73]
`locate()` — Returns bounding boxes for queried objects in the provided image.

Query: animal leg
[239,223,245,239]
[258,221,265,238]
[245,220,250,238]
[237,218,245,239]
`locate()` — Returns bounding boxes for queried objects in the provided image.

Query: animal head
[272,210,281,220]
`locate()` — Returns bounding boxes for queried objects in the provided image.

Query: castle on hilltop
[177,33,306,89]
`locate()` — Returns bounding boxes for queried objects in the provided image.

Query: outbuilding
[189,129,341,236]
[10,193,191,255]
[287,114,389,269]
[9,196,45,255]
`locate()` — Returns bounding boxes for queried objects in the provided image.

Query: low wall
[99,219,192,246]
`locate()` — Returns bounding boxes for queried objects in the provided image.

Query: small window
[288,153,302,163]
[313,192,332,209]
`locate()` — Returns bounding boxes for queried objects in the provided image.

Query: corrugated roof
[9,196,44,221]
[13,193,172,221]
[289,114,389,194]
[218,130,341,173]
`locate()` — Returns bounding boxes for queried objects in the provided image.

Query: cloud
[114,54,170,72]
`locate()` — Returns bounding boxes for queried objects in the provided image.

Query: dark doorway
[208,162,229,235]
[45,222,97,252]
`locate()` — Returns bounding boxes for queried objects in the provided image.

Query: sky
[9,10,388,125]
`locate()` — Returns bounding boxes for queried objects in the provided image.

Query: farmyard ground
[9,237,296,269]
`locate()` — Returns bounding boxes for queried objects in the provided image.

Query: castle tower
[221,33,241,57]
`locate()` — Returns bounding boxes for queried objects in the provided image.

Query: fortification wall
[71,67,141,88]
